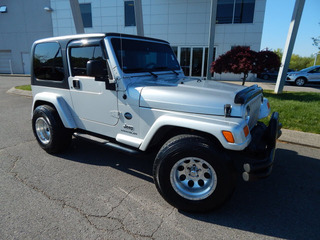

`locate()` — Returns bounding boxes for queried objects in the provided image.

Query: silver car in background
[286,65,320,86]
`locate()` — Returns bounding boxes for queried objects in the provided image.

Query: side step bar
[73,132,140,155]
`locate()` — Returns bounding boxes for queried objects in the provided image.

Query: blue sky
[261,0,320,57]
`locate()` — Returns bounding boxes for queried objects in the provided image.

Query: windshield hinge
[224,104,232,117]
[110,110,120,119]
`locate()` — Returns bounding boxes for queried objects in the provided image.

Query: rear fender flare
[32,92,77,129]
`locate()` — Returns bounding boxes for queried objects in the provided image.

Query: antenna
[120,33,124,72]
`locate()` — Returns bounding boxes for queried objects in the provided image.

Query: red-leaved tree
[211,46,280,85]
[255,50,281,73]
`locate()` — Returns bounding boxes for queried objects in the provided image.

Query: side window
[310,67,320,73]
[69,45,104,76]
[33,42,64,81]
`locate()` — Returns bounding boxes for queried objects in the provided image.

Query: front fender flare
[139,114,249,151]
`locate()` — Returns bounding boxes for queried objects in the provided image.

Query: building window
[216,0,234,24]
[172,47,178,57]
[180,48,191,76]
[216,0,255,24]
[125,1,136,27]
[33,42,64,81]
[80,3,92,28]
[177,47,216,78]
[231,45,250,50]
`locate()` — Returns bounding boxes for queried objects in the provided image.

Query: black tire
[295,77,306,86]
[32,105,72,154]
[153,134,235,213]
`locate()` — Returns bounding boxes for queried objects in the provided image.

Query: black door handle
[73,80,80,89]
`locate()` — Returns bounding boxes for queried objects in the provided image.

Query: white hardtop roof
[34,33,106,44]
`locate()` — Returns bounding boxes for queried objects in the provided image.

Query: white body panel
[67,76,119,127]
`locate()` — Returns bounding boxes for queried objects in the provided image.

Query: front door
[308,67,320,82]
[67,39,118,128]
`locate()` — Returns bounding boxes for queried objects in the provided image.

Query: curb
[6,87,32,98]
[0,74,31,77]
[278,129,320,149]
[6,87,320,149]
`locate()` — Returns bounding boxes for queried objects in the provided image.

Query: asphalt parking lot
[1,76,320,240]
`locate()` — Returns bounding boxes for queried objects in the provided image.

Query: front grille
[247,96,261,129]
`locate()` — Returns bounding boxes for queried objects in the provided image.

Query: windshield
[111,38,180,74]
[300,66,316,72]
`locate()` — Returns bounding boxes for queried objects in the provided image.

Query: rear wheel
[295,77,306,86]
[32,105,72,153]
[153,134,235,212]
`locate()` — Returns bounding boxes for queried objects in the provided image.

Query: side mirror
[86,59,116,91]
[86,59,106,77]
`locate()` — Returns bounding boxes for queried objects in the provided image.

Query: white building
[0,0,266,80]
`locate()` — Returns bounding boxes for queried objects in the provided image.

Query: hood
[138,78,246,117]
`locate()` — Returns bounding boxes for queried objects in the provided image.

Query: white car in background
[286,65,320,86]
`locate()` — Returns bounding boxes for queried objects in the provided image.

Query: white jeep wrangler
[31,33,281,212]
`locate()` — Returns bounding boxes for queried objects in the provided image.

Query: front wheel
[153,134,235,212]
[295,77,306,86]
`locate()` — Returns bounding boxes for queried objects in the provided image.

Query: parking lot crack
[151,207,175,238]
[7,157,155,237]
[9,155,21,173]
[85,185,155,238]
[8,166,107,232]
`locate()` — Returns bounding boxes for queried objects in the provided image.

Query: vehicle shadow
[56,137,155,183]
[181,147,320,239]
[57,139,320,239]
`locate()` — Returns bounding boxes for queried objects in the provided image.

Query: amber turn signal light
[222,131,235,143]
[243,125,249,137]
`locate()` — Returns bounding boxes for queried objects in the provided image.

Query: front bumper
[286,76,296,82]
[241,112,282,181]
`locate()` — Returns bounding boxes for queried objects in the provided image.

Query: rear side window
[33,42,64,81]
[69,45,104,76]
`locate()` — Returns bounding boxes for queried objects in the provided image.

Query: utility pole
[134,0,144,36]
[69,0,85,34]
[206,0,217,80]
[275,0,305,93]
[314,53,319,66]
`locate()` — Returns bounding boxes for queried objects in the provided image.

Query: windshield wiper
[154,67,179,76]
[148,71,158,79]
[170,69,179,76]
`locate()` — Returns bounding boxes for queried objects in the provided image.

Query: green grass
[15,85,31,91]
[262,90,320,134]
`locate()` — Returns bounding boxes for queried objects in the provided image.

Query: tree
[210,46,257,85]
[255,50,281,73]
[274,49,320,70]
[312,37,320,50]
[273,48,283,61]
[211,46,280,85]
[312,23,320,51]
